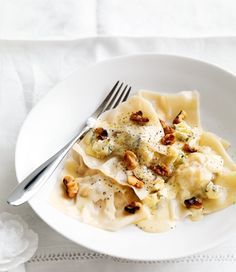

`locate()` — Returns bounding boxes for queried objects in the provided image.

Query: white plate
[15,54,236,261]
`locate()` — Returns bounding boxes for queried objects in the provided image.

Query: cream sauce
[51,90,236,233]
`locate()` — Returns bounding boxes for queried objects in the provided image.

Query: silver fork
[7,81,131,206]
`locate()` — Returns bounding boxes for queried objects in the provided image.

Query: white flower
[0,212,38,271]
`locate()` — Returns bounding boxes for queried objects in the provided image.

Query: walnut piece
[63,176,79,198]
[127,176,144,188]
[160,119,175,135]
[173,110,187,124]
[130,111,149,125]
[95,127,108,140]
[184,197,202,209]
[160,133,175,145]
[150,164,170,177]
[124,201,142,214]
[124,150,138,170]
[183,143,198,153]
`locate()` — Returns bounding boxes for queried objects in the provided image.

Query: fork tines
[94,81,131,118]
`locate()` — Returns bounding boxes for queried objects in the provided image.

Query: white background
[0,0,236,39]
[1,0,236,271]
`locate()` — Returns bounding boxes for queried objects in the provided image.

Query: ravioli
[73,95,165,200]
[138,90,200,127]
[51,90,236,233]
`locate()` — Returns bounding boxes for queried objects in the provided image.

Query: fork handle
[7,125,92,206]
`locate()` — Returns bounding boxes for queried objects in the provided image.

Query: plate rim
[15,53,236,261]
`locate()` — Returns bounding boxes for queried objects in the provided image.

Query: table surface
[1,1,236,271]
[0,0,236,39]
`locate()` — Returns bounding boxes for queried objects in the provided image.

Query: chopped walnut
[160,119,175,135]
[124,201,142,214]
[130,111,149,125]
[124,150,138,170]
[183,143,198,153]
[63,176,79,198]
[173,110,187,124]
[79,187,90,197]
[160,133,175,145]
[150,164,170,177]
[184,197,202,209]
[95,127,108,140]
[127,176,145,189]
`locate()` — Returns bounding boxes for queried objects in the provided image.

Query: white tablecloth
[1,0,236,39]
[1,1,236,271]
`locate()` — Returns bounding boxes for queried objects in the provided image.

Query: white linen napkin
[1,36,236,271]
[0,0,236,39]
